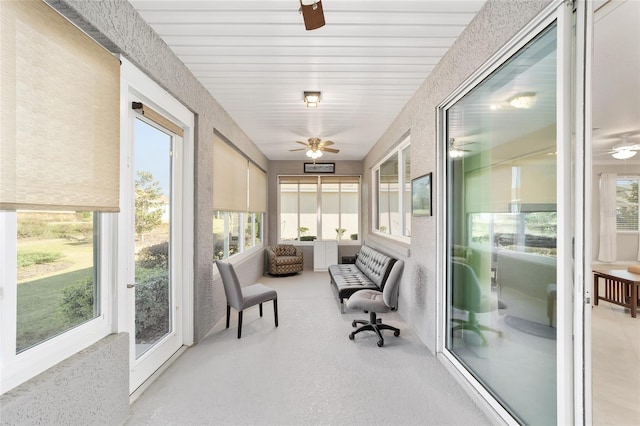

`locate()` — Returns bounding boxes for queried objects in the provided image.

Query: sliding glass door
[442,8,574,422]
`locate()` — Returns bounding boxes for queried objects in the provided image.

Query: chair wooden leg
[274,298,278,327]
[259,302,263,317]
[237,311,243,339]
[226,305,231,329]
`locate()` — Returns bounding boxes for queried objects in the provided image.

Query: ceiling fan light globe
[612,149,637,160]
[449,149,465,158]
[306,149,322,159]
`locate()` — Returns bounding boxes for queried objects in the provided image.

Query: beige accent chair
[266,244,303,275]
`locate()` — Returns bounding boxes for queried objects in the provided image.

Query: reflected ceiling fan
[596,132,640,160]
[448,138,476,158]
[290,137,339,160]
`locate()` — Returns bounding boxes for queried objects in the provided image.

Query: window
[212,134,266,261]
[0,0,118,393]
[15,211,99,353]
[616,176,639,231]
[214,212,264,261]
[278,176,360,242]
[373,137,411,238]
[321,178,360,241]
[470,211,557,256]
[1,210,112,393]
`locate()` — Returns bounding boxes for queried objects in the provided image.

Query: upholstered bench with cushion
[328,245,401,312]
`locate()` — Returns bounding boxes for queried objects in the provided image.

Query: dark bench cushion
[354,245,395,287]
[328,245,396,306]
[328,264,379,300]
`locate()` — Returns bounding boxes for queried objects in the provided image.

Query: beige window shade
[213,135,248,211]
[0,0,120,212]
[320,176,360,184]
[248,162,267,212]
[278,176,320,185]
[132,102,183,137]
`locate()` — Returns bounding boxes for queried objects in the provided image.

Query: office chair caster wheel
[394,330,400,337]
[352,321,357,328]
[377,340,384,347]
[349,333,355,340]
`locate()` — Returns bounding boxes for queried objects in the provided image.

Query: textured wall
[0,333,129,425]
[46,0,269,342]
[362,0,553,351]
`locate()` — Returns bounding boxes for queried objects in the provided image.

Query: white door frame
[573,0,593,423]
[118,57,194,395]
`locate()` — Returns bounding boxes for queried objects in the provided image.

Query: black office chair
[216,260,278,339]
[451,261,502,345]
[346,261,404,347]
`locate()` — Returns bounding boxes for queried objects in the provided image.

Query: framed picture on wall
[304,162,335,173]
[412,173,432,216]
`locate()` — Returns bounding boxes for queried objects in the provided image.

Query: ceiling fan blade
[289,148,306,152]
[599,130,640,139]
[318,140,334,147]
[296,141,309,147]
[321,147,340,153]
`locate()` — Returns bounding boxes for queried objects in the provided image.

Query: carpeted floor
[125,271,491,425]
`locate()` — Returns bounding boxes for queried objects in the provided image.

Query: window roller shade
[248,162,266,213]
[213,135,248,212]
[0,0,120,212]
[132,102,184,137]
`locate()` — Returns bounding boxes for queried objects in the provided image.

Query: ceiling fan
[448,138,476,158]
[596,132,640,160]
[290,137,339,159]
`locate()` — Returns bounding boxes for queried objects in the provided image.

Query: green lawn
[18,237,93,283]
[17,267,94,352]
[16,235,94,352]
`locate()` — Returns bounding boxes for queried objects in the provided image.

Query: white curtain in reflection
[598,173,617,262]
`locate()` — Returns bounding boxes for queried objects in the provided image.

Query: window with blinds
[0,0,120,212]
[616,176,639,231]
[278,175,361,242]
[1,0,117,392]
[212,133,266,260]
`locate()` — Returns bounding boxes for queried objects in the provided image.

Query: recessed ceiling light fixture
[304,91,321,108]
[507,92,537,109]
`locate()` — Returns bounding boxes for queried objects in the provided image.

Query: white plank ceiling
[129,0,486,160]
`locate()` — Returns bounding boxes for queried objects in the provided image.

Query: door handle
[127,283,135,289]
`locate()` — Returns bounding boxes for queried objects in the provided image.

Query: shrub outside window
[214,211,264,260]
